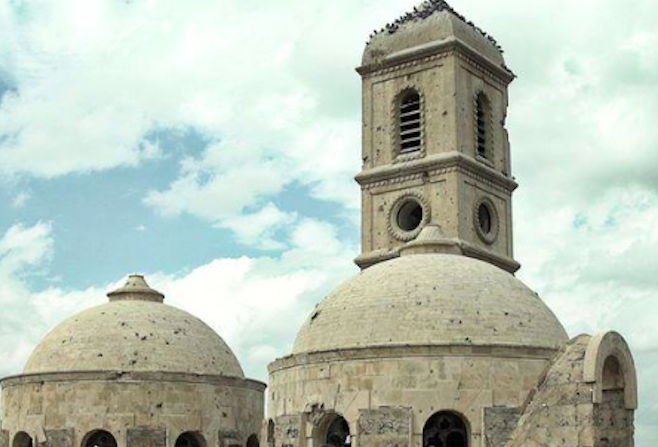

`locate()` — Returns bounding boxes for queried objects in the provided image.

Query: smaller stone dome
[24,275,244,378]
[362,1,505,68]
[293,254,568,354]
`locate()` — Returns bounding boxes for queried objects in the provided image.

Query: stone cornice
[357,36,515,85]
[355,240,520,273]
[0,370,267,391]
[268,344,559,374]
[356,151,518,193]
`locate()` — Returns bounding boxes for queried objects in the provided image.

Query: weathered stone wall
[273,415,302,447]
[1,373,264,447]
[594,390,633,447]
[358,407,411,447]
[269,348,553,447]
[40,429,74,447]
[507,335,636,447]
[507,336,595,447]
[0,430,8,447]
[483,407,519,447]
[127,427,166,447]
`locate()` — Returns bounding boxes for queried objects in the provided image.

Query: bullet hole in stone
[98,353,103,357]
[156,403,163,408]
[141,336,148,341]
[223,412,228,417]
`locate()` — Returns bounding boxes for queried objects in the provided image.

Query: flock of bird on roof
[367,0,502,52]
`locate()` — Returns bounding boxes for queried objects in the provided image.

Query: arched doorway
[423,412,468,447]
[175,432,206,447]
[246,435,259,447]
[324,416,351,447]
[12,432,33,447]
[84,430,118,447]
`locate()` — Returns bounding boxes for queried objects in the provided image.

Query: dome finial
[399,224,463,257]
[107,274,165,303]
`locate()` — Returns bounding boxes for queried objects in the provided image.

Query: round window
[474,198,498,244]
[388,194,429,241]
[478,203,492,235]
[397,200,424,232]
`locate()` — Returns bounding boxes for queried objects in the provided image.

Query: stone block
[37,429,74,447]
[483,407,520,447]
[358,407,411,447]
[127,427,166,447]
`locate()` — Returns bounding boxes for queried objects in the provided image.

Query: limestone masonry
[1,1,638,447]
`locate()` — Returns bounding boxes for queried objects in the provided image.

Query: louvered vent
[399,92,422,153]
[476,94,489,158]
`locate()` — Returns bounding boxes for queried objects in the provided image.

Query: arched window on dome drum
[423,412,468,447]
[176,432,205,447]
[12,432,33,447]
[399,90,422,153]
[325,416,351,447]
[84,430,117,447]
[475,93,491,160]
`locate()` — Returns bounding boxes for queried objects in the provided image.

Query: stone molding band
[0,370,267,391]
[269,344,559,373]
[356,151,518,193]
[357,36,514,85]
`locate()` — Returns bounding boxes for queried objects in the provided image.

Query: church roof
[369,0,501,51]
[293,254,568,355]
[23,276,245,378]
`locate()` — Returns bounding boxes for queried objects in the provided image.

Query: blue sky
[1,0,657,445]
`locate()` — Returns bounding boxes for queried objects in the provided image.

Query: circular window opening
[397,200,424,232]
[478,203,492,235]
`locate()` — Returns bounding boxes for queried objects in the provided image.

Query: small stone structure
[1,276,265,447]
[0,2,639,447]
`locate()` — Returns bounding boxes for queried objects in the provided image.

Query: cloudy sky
[0,0,657,444]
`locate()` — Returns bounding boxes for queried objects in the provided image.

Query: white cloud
[0,218,357,381]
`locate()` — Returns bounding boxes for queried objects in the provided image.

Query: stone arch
[584,331,638,409]
[312,413,351,447]
[246,435,259,447]
[422,411,469,447]
[82,430,118,447]
[175,432,206,447]
[12,432,33,447]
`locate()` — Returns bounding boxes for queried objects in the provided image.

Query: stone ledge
[0,370,267,391]
[355,151,518,192]
[268,344,558,373]
[357,36,514,84]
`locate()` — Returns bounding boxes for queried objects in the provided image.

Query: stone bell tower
[355,0,520,273]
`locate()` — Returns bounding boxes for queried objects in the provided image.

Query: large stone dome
[293,253,568,355]
[24,276,244,378]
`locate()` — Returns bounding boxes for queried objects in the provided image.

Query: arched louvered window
[476,93,491,159]
[399,90,422,153]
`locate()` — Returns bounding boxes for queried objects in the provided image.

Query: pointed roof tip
[107,274,165,303]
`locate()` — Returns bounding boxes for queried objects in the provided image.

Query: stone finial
[399,225,463,257]
[107,274,165,303]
